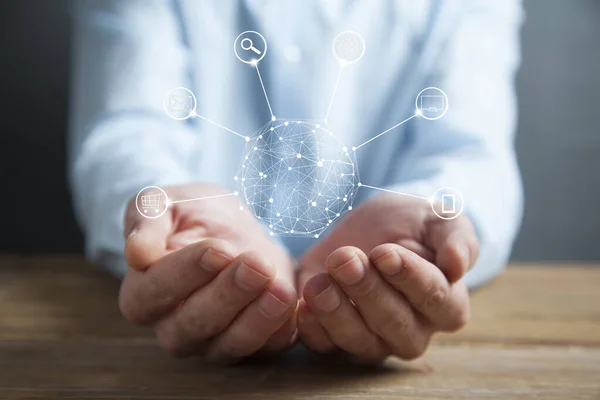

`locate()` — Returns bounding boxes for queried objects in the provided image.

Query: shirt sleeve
[386,1,525,288]
[69,0,199,276]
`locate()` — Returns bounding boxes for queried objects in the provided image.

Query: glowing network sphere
[237,119,359,237]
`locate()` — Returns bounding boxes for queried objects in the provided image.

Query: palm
[299,194,437,283]
[164,183,295,282]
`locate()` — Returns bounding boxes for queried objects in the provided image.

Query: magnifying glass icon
[241,38,262,55]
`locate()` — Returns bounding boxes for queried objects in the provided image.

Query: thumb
[123,194,173,271]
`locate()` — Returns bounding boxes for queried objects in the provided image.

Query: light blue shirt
[69,0,524,288]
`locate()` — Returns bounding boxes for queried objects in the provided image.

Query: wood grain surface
[1,255,599,399]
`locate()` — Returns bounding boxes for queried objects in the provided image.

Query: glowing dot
[416,108,422,116]
[279,137,283,140]
[241,178,246,182]
[276,213,280,217]
[314,234,319,238]
[297,153,302,158]
[316,124,320,128]
[343,197,348,201]
[341,173,345,177]
[259,135,263,139]
[352,146,357,151]
[234,176,238,181]
[328,219,332,223]
[259,172,264,177]
[342,146,348,152]
[245,136,250,142]
[284,121,289,126]
[336,213,340,217]
[270,231,274,236]
[245,156,249,160]
[239,206,243,211]
[288,167,292,170]
[312,202,317,206]
[312,130,316,133]
[269,198,274,203]
[317,161,323,167]
[290,229,294,233]
[269,224,273,228]
[348,206,353,210]
[270,127,275,131]
[272,116,277,121]
[254,146,258,150]
[297,121,301,124]
[357,182,362,187]
[234,191,239,196]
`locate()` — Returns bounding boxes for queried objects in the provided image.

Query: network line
[353,113,420,151]
[169,192,239,205]
[255,64,274,119]
[325,66,344,121]
[358,183,431,202]
[192,113,249,141]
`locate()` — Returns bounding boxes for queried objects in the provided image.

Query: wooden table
[1,256,599,399]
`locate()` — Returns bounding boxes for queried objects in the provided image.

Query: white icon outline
[432,187,464,220]
[332,31,366,64]
[135,186,170,219]
[164,87,197,120]
[416,87,449,121]
[234,31,267,65]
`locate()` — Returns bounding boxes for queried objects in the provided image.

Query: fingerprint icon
[333,31,365,64]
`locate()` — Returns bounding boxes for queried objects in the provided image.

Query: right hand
[118,183,298,362]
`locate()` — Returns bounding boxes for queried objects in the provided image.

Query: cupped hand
[118,183,298,362]
[297,194,479,364]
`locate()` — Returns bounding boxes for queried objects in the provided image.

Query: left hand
[296,193,479,364]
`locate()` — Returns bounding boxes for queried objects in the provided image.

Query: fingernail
[127,228,138,241]
[200,247,232,272]
[312,283,340,312]
[258,291,292,318]
[330,254,364,285]
[374,250,403,275]
[235,262,272,291]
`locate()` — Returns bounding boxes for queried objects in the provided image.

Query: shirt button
[284,44,302,63]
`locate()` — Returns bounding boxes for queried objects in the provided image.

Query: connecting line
[192,113,249,141]
[169,192,239,205]
[353,114,419,151]
[255,64,274,119]
[359,184,431,202]
[325,67,343,121]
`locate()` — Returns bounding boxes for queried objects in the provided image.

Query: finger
[260,308,299,353]
[370,243,470,331]
[297,299,336,354]
[119,238,238,325]
[123,197,174,271]
[303,273,389,364]
[205,278,297,361]
[425,215,480,283]
[326,247,431,360]
[153,251,275,357]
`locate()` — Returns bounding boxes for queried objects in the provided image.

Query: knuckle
[350,276,381,301]
[446,304,471,332]
[398,339,428,360]
[155,327,187,357]
[378,313,411,339]
[421,284,449,315]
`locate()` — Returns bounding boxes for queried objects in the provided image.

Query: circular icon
[416,87,449,120]
[164,87,197,120]
[234,31,267,64]
[135,186,170,219]
[430,187,464,220]
[332,31,365,64]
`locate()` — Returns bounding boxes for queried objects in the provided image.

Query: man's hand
[297,194,479,364]
[118,183,298,362]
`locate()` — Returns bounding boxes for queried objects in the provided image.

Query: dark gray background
[0,1,598,260]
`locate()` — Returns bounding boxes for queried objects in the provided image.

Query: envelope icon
[168,95,194,112]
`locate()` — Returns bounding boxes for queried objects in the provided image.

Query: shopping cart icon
[141,194,162,214]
